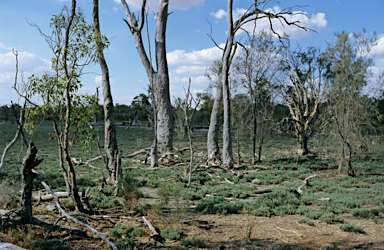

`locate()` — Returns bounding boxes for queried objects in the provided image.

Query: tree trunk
[207,81,222,163]
[252,101,257,164]
[346,142,355,177]
[338,141,344,175]
[297,133,309,156]
[258,134,264,163]
[221,0,235,167]
[121,0,173,158]
[93,0,119,185]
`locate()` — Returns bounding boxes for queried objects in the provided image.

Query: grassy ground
[1,121,384,249]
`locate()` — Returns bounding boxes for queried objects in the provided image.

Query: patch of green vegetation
[29,239,69,250]
[160,227,183,240]
[339,223,365,234]
[108,223,145,239]
[298,218,315,226]
[90,189,122,209]
[319,212,345,224]
[352,208,379,219]
[196,196,241,214]
[325,243,340,250]
[251,206,273,217]
[268,244,299,250]
[180,237,206,248]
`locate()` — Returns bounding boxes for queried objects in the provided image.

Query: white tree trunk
[207,80,222,162]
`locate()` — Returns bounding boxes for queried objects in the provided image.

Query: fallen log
[298,174,319,193]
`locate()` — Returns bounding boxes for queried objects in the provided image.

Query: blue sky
[1,0,383,106]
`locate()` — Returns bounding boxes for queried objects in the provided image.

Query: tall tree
[232,31,283,163]
[92,0,119,185]
[120,0,174,157]
[216,0,311,167]
[280,47,330,155]
[326,31,378,176]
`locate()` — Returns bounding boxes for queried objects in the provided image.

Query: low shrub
[160,227,183,240]
[319,213,345,224]
[196,196,241,214]
[180,237,206,248]
[0,178,19,209]
[90,190,122,209]
[29,239,69,250]
[268,244,298,250]
[252,206,273,217]
[298,218,315,226]
[352,208,379,219]
[325,243,340,250]
[340,223,365,234]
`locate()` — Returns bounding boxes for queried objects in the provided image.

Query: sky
[0,0,384,106]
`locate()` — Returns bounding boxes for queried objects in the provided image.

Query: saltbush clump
[180,237,206,248]
[29,239,70,250]
[340,223,365,234]
[298,218,315,226]
[352,208,379,219]
[251,206,273,217]
[319,212,345,224]
[161,227,183,240]
[196,196,241,214]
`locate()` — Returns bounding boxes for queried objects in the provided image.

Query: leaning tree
[120,0,174,158]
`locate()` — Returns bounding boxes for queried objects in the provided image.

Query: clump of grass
[196,196,241,214]
[305,209,324,220]
[108,223,145,239]
[160,227,183,240]
[118,173,143,211]
[377,205,384,213]
[297,205,311,215]
[29,239,70,250]
[180,237,206,248]
[298,218,315,226]
[251,206,273,217]
[340,223,365,234]
[352,208,379,219]
[319,212,345,224]
[325,243,340,250]
[268,244,298,250]
[90,189,122,209]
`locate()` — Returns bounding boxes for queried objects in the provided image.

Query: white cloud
[211,6,328,40]
[0,42,12,51]
[167,44,223,68]
[116,0,204,11]
[0,51,51,105]
[94,75,115,85]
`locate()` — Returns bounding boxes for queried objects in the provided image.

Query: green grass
[339,223,365,234]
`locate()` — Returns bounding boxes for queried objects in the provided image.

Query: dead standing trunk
[207,80,222,163]
[121,0,173,158]
[93,0,119,185]
[297,132,309,156]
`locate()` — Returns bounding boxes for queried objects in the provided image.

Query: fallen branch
[143,216,158,236]
[31,191,83,201]
[71,158,97,169]
[122,148,151,159]
[32,170,117,250]
[298,174,319,193]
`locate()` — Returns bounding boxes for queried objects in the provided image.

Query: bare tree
[92,0,120,185]
[213,0,312,167]
[232,31,283,163]
[120,0,174,157]
[280,47,330,155]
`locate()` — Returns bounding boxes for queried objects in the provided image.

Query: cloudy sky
[0,0,383,106]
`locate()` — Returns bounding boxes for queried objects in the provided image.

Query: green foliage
[251,206,273,217]
[180,237,206,248]
[129,226,145,238]
[298,218,315,226]
[196,196,241,214]
[118,173,143,210]
[339,223,365,234]
[90,189,122,209]
[352,208,379,219]
[319,212,345,224]
[160,227,183,240]
[29,239,69,250]
[108,223,145,239]
[0,178,19,209]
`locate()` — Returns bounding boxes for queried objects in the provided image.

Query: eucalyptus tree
[326,31,379,176]
[26,1,102,212]
[232,31,283,163]
[215,0,312,167]
[120,0,174,158]
[280,47,330,155]
[93,0,120,185]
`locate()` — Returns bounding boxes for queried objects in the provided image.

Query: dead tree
[212,0,312,167]
[120,0,174,157]
[182,79,200,187]
[93,0,120,185]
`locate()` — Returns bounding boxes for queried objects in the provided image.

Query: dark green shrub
[273,204,297,216]
[376,205,384,213]
[90,190,122,209]
[108,223,130,238]
[118,173,143,210]
[196,196,240,214]
[298,218,315,226]
[129,226,145,237]
[340,223,365,234]
[180,237,206,248]
[160,227,183,240]
[29,239,69,250]
[352,208,379,219]
[319,213,344,224]
[305,210,324,220]
[297,206,311,215]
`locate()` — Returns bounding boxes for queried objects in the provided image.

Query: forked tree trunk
[207,82,222,163]
[338,141,344,174]
[252,101,257,164]
[121,0,173,158]
[93,0,119,185]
